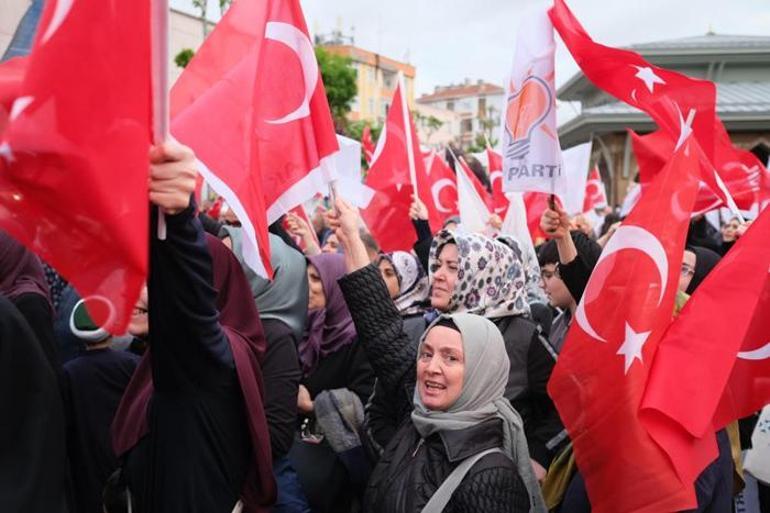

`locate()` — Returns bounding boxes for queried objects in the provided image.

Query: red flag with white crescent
[549,133,709,512]
[362,78,435,250]
[171,0,340,278]
[424,150,458,220]
[486,146,510,216]
[0,0,151,332]
[582,166,608,212]
[642,208,770,484]
[361,124,375,165]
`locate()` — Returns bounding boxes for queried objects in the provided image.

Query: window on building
[478,97,487,118]
[461,119,473,133]
[446,101,455,111]
[368,98,375,115]
[383,71,395,89]
[352,95,360,112]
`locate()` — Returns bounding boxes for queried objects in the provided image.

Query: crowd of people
[1,141,766,513]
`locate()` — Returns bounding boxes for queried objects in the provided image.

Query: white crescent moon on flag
[264,22,318,125]
[575,225,669,342]
[10,96,33,121]
[738,342,770,361]
[431,178,457,214]
[490,171,503,191]
[41,0,74,44]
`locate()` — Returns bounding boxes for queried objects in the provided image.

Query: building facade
[417,80,505,148]
[558,33,770,206]
[321,43,416,124]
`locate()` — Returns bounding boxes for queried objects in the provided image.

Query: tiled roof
[630,33,770,52]
[417,83,504,103]
[582,82,770,116]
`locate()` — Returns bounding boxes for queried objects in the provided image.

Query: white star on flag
[674,105,695,152]
[617,322,651,374]
[0,142,14,164]
[633,65,665,93]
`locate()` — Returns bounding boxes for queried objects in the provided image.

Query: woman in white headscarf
[376,251,430,318]
[364,313,546,513]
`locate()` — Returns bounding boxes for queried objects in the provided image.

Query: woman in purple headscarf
[289,253,374,513]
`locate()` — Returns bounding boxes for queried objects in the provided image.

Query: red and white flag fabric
[0,56,28,133]
[0,0,151,332]
[362,77,438,251]
[583,166,608,212]
[500,7,565,197]
[361,124,375,165]
[548,134,707,513]
[523,192,554,245]
[424,149,459,220]
[642,208,770,484]
[486,146,510,216]
[171,0,340,277]
[549,0,756,216]
[631,122,762,215]
[456,156,492,233]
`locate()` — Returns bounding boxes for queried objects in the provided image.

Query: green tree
[219,0,232,16]
[174,48,195,69]
[315,47,357,131]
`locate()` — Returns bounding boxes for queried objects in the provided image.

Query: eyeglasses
[680,264,695,277]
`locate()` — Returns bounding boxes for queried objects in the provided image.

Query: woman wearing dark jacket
[288,252,375,513]
[366,313,544,512]
[110,143,275,513]
[330,199,562,479]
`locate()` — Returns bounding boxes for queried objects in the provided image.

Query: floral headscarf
[496,234,547,305]
[428,230,530,318]
[378,251,429,316]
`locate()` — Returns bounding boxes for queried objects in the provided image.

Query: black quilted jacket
[338,263,562,467]
[365,417,530,513]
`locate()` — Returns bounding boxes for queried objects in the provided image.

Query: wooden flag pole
[151,0,170,240]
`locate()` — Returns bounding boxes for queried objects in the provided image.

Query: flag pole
[398,71,419,203]
[151,0,170,240]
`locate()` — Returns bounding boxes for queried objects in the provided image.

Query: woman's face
[678,250,696,293]
[721,219,740,242]
[431,244,459,311]
[307,264,326,310]
[378,259,400,299]
[417,325,465,411]
[128,285,149,337]
[321,233,340,254]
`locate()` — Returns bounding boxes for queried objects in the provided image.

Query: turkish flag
[548,137,705,512]
[711,210,770,427]
[486,147,510,216]
[361,79,434,250]
[424,150,458,220]
[171,0,339,277]
[522,192,553,245]
[582,166,608,212]
[361,124,375,165]
[0,0,151,332]
[550,0,716,157]
[641,208,770,485]
[631,122,762,214]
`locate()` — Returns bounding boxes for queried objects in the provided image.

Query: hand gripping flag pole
[151,0,169,239]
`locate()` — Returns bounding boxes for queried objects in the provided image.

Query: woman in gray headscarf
[365,312,546,513]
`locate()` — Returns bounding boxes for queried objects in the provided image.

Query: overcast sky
[171,0,770,97]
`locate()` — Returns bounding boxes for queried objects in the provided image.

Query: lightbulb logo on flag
[501,7,565,198]
[505,74,553,159]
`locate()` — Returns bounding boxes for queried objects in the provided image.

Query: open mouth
[424,380,446,391]
[132,307,148,316]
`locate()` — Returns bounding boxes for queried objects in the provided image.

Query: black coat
[366,418,530,513]
[339,263,562,467]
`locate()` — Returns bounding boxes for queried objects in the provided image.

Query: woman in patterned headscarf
[376,251,430,318]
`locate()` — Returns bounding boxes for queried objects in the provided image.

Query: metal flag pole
[397,71,420,203]
[151,0,169,240]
